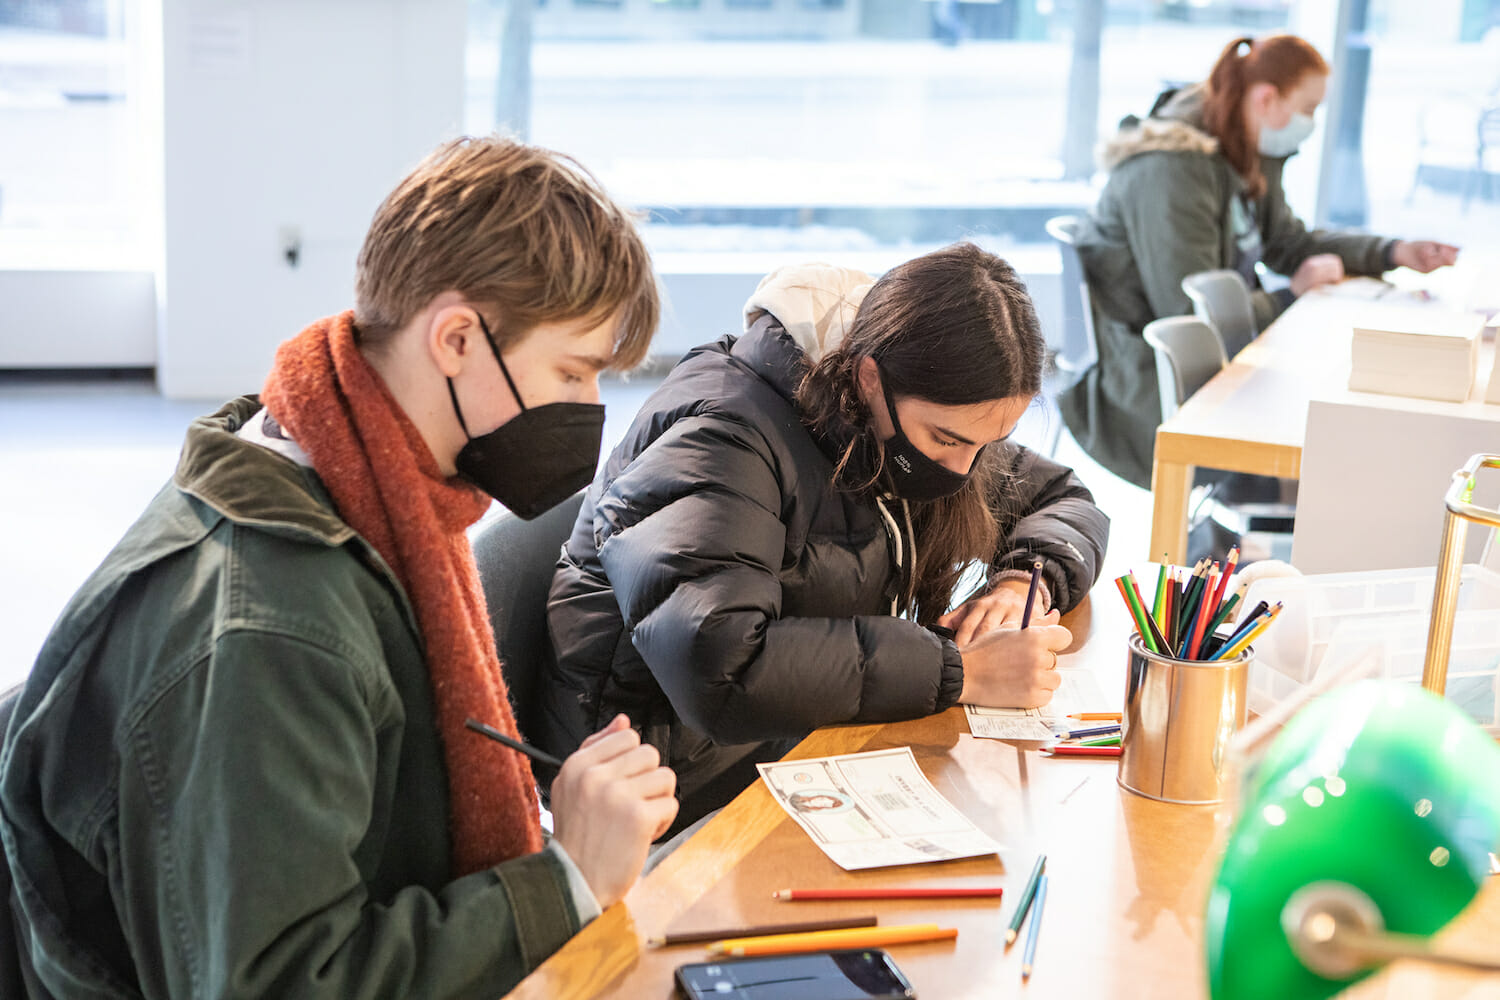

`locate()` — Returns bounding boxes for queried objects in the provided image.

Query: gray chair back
[1142,316,1227,422]
[1044,214,1099,378]
[0,684,27,998]
[471,493,585,741]
[1181,269,1257,359]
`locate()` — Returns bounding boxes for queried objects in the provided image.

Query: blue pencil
[1021,872,1048,981]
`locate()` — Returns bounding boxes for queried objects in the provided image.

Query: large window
[0,0,151,266]
[465,0,1497,270]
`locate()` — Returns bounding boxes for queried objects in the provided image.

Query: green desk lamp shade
[1206,680,1500,1000]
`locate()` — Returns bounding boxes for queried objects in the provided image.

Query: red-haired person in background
[1060,33,1459,490]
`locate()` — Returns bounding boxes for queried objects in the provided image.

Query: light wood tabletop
[1147,291,1499,565]
[505,591,1500,999]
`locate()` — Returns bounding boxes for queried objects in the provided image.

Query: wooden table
[506,593,1500,999]
[1147,291,1498,565]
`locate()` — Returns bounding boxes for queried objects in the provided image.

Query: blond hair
[354,135,658,368]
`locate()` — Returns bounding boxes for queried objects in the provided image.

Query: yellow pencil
[705,922,957,957]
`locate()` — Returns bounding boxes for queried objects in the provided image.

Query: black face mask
[447,314,605,519]
[878,374,974,502]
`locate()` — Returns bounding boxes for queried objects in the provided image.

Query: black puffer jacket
[542,316,1109,831]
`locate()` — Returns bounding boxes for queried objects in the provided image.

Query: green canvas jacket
[1058,86,1393,488]
[0,397,580,999]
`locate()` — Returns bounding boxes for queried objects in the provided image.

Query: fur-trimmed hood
[1099,83,1218,171]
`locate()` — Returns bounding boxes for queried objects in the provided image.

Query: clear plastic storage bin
[1239,565,1500,733]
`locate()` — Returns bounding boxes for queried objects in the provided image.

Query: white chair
[1142,316,1295,561]
[1044,214,1099,379]
[1181,269,1257,359]
[1142,316,1226,422]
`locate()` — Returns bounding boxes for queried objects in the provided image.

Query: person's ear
[856,356,882,403]
[427,305,483,379]
[1246,80,1280,121]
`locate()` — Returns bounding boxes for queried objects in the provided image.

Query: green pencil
[1005,854,1047,946]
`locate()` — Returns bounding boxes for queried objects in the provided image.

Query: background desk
[506,594,1500,999]
[1148,292,1500,565]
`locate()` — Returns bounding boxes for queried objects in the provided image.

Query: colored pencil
[464,717,564,769]
[649,915,877,947]
[1152,558,1169,628]
[1203,588,1245,642]
[1212,603,1283,661]
[1021,874,1049,981]
[1004,854,1047,946]
[1161,570,1177,647]
[1126,571,1171,653]
[1063,724,1120,739]
[1043,745,1122,758]
[1219,600,1270,651]
[706,923,957,957]
[1210,547,1239,615]
[1068,713,1122,721]
[1184,567,1218,660]
[1075,735,1121,747]
[773,887,1003,901]
[1114,576,1156,653]
[1020,559,1044,629]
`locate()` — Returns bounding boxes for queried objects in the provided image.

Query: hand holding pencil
[548,714,680,910]
[940,559,1057,644]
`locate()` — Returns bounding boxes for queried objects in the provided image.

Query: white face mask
[1258,110,1316,158]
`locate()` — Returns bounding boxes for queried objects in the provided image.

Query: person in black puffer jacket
[543,243,1110,834]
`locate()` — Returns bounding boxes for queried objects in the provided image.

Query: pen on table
[463,717,564,769]
[1020,873,1049,982]
[774,886,1004,901]
[706,922,957,957]
[1020,559,1044,628]
[1004,854,1046,946]
[648,915,878,947]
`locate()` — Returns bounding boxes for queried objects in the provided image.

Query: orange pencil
[1068,712,1123,722]
[705,923,958,957]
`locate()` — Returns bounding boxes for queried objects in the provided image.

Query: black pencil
[464,717,564,769]
[648,915,878,947]
[1020,559,1044,628]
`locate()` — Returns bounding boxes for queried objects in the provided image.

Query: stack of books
[1348,309,1486,402]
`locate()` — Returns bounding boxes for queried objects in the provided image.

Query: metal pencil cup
[1118,632,1252,805]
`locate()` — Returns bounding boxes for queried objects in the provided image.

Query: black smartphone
[674,948,916,999]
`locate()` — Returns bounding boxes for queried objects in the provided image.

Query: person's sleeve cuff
[1381,239,1399,272]
[1272,286,1296,311]
[926,626,966,712]
[989,568,1052,612]
[545,840,603,926]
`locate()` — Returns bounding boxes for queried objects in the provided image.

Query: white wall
[158,0,466,399]
[0,270,156,367]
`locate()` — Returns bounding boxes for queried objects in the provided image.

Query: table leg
[1150,460,1194,564]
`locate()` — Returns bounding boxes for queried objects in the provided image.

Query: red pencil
[1043,745,1122,758]
[773,886,1005,901]
[1210,547,1238,617]
[1186,567,1218,660]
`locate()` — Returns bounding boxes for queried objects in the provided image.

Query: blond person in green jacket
[1060,33,1458,489]
[0,137,677,999]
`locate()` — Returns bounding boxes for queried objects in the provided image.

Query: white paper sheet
[963,668,1109,741]
[757,747,1001,870]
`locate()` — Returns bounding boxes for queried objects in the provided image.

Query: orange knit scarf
[262,311,543,876]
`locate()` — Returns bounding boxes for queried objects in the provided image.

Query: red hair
[1201,34,1329,198]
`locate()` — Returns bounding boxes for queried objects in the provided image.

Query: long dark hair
[1202,34,1329,198]
[796,243,1045,624]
